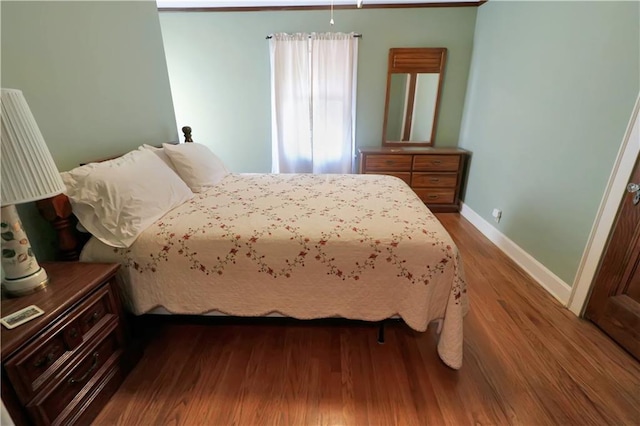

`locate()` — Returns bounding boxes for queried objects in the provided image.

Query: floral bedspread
[81,173,468,368]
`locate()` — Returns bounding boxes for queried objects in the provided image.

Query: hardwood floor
[93,213,640,426]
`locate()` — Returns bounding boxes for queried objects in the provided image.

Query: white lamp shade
[1,88,65,206]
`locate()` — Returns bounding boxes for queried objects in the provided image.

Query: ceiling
[156,0,483,9]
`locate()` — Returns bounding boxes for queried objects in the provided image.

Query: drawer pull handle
[432,160,442,165]
[69,328,79,339]
[385,160,394,165]
[428,195,439,199]
[33,346,61,368]
[89,311,101,323]
[429,178,440,183]
[69,352,99,384]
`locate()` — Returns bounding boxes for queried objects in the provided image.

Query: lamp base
[2,267,49,297]
[1,204,49,297]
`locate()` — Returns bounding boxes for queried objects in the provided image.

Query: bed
[38,129,469,369]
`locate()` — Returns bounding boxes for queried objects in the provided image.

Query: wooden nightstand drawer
[413,155,460,172]
[6,330,72,405]
[5,285,118,404]
[77,283,117,338]
[413,189,456,204]
[27,322,123,425]
[412,173,457,188]
[2,262,140,426]
[364,154,412,171]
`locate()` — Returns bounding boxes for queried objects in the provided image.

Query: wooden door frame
[568,93,640,316]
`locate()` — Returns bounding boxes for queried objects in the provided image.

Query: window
[269,32,359,173]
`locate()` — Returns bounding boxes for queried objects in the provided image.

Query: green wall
[6,1,632,288]
[458,1,640,284]
[159,7,477,172]
[1,1,176,260]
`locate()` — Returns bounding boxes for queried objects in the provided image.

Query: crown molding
[157,0,486,12]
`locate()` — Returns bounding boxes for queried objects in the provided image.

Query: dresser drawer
[27,322,123,425]
[358,148,467,212]
[412,173,457,188]
[366,172,411,185]
[5,285,118,404]
[413,189,456,204]
[413,155,460,172]
[364,155,412,171]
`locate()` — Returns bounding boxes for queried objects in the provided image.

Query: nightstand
[1,262,139,425]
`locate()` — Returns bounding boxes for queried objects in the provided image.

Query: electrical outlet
[492,208,502,223]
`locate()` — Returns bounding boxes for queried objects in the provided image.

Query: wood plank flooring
[93,213,640,425]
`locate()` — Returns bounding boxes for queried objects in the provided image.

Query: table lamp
[1,88,65,296]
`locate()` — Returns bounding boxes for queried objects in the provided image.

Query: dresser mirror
[382,47,447,147]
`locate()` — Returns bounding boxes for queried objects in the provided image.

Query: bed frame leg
[377,321,385,344]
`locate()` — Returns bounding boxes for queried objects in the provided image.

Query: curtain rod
[266,33,362,39]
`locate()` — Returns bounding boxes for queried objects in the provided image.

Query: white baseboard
[459,203,572,306]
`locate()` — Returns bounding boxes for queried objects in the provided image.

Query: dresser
[1,262,139,426]
[358,147,468,212]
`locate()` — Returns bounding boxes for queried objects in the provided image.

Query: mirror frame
[382,47,447,147]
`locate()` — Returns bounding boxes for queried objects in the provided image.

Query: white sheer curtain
[269,32,358,173]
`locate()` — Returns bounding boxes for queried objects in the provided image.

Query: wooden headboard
[37,126,194,261]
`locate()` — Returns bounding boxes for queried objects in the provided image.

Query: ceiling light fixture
[330,0,334,25]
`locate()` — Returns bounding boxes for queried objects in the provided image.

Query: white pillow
[61,149,193,248]
[162,143,228,193]
[138,144,179,174]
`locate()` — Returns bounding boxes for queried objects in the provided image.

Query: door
[585,154,640,360]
